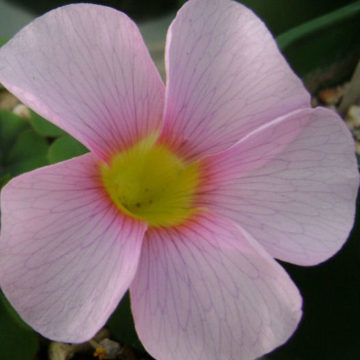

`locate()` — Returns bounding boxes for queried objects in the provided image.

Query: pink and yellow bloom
[0,0,358,359]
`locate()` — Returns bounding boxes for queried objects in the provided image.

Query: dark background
[9,0,357,33]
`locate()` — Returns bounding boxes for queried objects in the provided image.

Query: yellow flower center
[100,135,200,227]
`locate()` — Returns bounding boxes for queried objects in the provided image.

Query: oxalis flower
[0,0,358,359]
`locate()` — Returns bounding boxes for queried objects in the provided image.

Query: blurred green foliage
[0,111,31,187]
[6,129,48,175]
[48,135,88,164]
[0,40,6,89]
[0,111,28,155]
[238,0,357,35]
[0,291,39,360]
[29,109,66,137]
[0,109,88,190]
[0,111,49,186]
[278,1,360,90]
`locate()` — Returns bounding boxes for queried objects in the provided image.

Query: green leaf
[0,38,8,47]
[48,135,88,164]
[0,111,30,178]
[0,110,29,155]
[0,173,12,190]
[276,1,360,50]
[0,39,7,89]
[0,291,39,360]
[29,110,66,137]
[275,1,360,88]
[7,130,49,176]
[107,292,144,351]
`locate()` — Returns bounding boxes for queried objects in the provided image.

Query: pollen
[100,135,200,227]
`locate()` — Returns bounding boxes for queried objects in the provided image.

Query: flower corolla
[0,1,358,359]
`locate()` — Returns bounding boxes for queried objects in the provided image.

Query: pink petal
[160,0,309,159]
[202,107,359,265]
[0,154,147,342]
[0,4,164,161]
[130,212,302,360]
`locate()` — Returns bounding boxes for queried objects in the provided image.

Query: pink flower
[0,0,358,359]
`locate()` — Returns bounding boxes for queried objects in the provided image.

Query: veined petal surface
[131,213,302,360]
[0,154,147,342]
[203,108,359,265]
[0,4,165,160]
[160,0,309,159]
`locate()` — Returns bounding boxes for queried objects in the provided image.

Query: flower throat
[100,135,200,227]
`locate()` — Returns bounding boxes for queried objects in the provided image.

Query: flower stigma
[100,135,200,227]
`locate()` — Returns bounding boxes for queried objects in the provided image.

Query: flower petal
[0,4,164,160]
[202,107,359,265]
[160,0,309,159]
[130,212,302,360]
[0,154,147,342]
